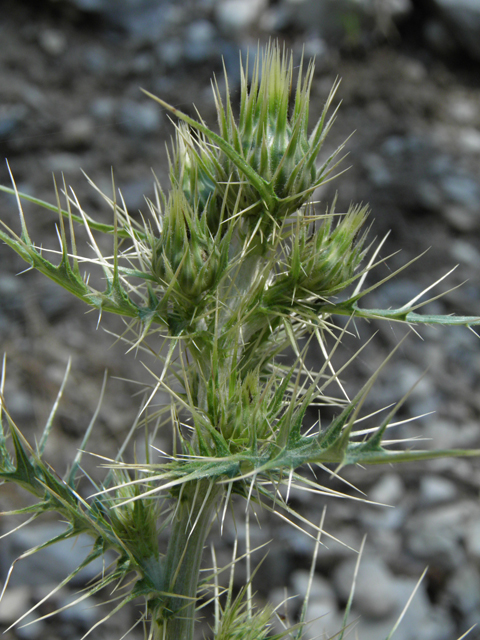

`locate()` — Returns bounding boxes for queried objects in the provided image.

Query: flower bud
[211,41,340,223]
[151,188,218,300]
[169,124,222,235]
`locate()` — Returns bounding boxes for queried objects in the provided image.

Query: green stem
[156,480,223,640]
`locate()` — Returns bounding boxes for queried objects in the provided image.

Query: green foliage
[0,41,479,640]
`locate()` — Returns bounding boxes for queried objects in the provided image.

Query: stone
[304,597,344,639]
[290,569,335,601]
[215,0,268,35]
[369,473,405,506]
[184,20,217,63]
[38,28,67,56]
[446,565,480,616]
[333,555,398,618]
[433,0,480,61]
[419,475,457,506]
[118,100,162,137]
[0,104,28,139]
[62,116,95,148]
[90,97,116,121]
[465,518,480,561]
[0,586,31,624]
[118,179,155,212]
[2,522,112,588]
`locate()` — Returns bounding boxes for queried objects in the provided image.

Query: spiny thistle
[0,41,480,640]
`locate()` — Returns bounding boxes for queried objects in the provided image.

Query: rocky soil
[1,1,480,639]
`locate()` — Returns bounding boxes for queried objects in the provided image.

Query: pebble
[465,519,480,561]
[61,116,95,148]
[184,20,217,63]
[2,522,110,588]
[458,127,480,153]
[118,178,155,212]
[446,565,480,616]
[441,204,478,232]
[351,578,455,640]
[47,152,82,173]
[0,104,28,139]
[0,586,31,624]
[157,38,184,68]
[38,28,67,56]
[215,0,268,35]
[290,570,335,601]
[14,612,46,640]
[432,0,480,61]
[304,597,344,639]
[406,502,474,571]
[369,473,405,506]
[418,474,457,506]
[57,593,100,627]
[333,555,399,619]
[118,100,162,137]
[90,96,116,121]
[442,174,480,211]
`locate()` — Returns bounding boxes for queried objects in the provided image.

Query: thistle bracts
[146,42,343,241]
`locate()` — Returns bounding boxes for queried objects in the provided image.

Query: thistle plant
[1,42,480,640]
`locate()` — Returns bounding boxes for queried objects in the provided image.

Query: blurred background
[0,0,480,638]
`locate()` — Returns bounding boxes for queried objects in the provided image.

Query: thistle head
[210,41,341,223]
[151,187,220,301]
[168,124,221,234]
[265,202,369,307]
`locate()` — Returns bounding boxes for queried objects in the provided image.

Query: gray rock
[184,20,217,63]
[57,593,100,627]
[446,565,480,616]
[303,597,344,639]
[1,522,111,588]
[406,502,476,571]
[0,104,28,139]
[118,100,162,137]
[38,28,67,56]
[419,475,457,506]
[118,179,155,212]
[290,570,335,601]
[433,0,480,61]
[14,612,46,640]
[333,555,398,618]
[215,0,268,36]
[157,38,184,68]
[442,174,480,211]
[61,116,95,148]
[380,135,480,213]
[465,518,480,561]
[90,97,116,121]
[369,473,405,506]
[65,0,175,43]
[0,586,31,624]
[38,279,75,320]
[339,576,455,640]
[0,274,26,316]
[424,19,458,57]
[281,0,411,42]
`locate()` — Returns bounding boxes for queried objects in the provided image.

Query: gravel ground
[1,1,480,639]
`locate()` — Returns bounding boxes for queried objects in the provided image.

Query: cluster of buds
[148,41,364,323]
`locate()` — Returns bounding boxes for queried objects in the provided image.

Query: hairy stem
[157,480,223,640]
